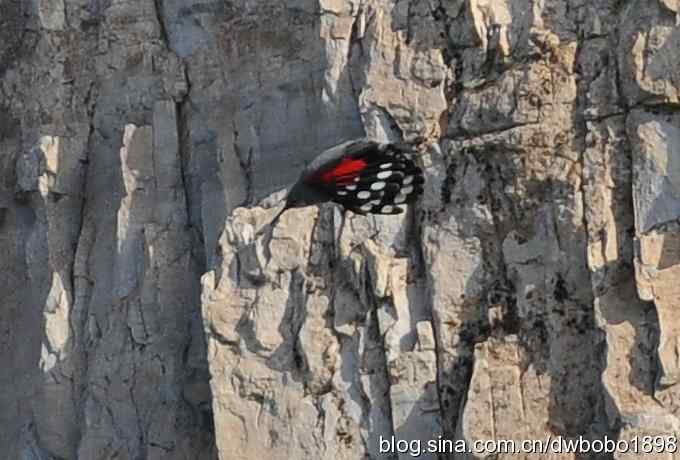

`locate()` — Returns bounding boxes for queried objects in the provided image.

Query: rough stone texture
[2,0,680,459]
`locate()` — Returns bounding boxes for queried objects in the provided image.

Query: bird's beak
[254,200,290,239]
[267,202,289,230]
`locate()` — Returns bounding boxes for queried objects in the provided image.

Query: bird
[261,138,425,232]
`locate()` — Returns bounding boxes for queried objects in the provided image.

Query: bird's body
[260,139,425,234]
[285,138,424,214]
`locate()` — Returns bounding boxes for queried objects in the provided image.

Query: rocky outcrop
[2,0,680,459]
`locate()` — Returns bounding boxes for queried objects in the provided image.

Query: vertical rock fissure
[231,120,254,208]
[572,31,618,449]
[152,0,170,49]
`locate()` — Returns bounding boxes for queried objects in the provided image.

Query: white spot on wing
[370,181,386,191]
[360,203,372,212]
[381,205,394,213]
[379,163,392,169]
[346,185,357,191]
[370,199,381,205]
[394,194,406,204]
[357,191,371,199]
[401,185,414,195]
[337,190,348,196]
[403,175,414,185]
[377,170,392,180]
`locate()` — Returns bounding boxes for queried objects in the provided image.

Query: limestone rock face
[2,1,680,459]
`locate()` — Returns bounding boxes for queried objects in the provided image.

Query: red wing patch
[315,158,368,185]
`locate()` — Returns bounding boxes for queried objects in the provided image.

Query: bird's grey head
[256,180,321,238]
[284,179,328,208]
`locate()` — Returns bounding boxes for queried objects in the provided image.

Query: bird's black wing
[305,141,424,215]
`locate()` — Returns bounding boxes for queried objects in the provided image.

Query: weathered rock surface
[2,0,680,459]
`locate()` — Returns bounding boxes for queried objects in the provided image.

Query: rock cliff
[1,0,680,459]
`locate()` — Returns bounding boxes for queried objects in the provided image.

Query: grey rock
[3,0,680,459]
